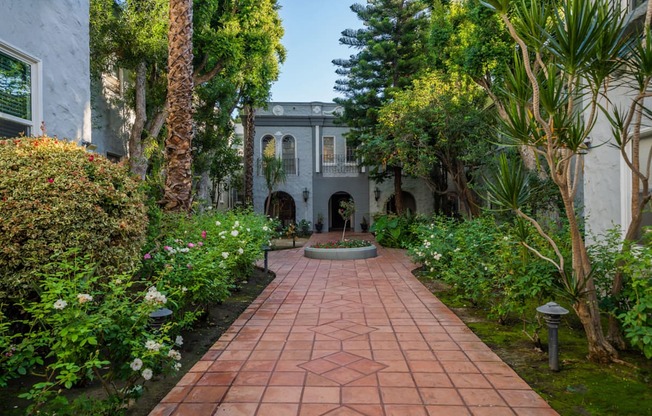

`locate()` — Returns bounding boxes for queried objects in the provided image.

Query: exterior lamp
[262,244,271,275]
[149,307,173,330]
[536,301,569,371]
[303,187,310,203]
[374,187,381,201]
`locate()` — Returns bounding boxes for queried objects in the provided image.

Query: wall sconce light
[303,187,310,203]
[374,187,381,201]
[81,139,97,151]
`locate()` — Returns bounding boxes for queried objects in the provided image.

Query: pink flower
[164,246,172,251]
[188,243,195,248]
[88,155,94,162]
[198,242,204,247]
[201,230,207,239]
[143,253,152,260]
[47,178,54,183]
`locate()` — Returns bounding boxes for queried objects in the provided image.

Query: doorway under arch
[329,191,353,231]
[386,191,417,215]
[265,191,296,226]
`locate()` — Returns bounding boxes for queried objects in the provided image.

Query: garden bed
[0,268,276,416]
[304,240,377,260]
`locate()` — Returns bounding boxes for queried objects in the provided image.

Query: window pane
[346,143,356,163]
[282,136,295,157]
[0,118,29,137]
[262,135,275,157]
[0,51,31,120]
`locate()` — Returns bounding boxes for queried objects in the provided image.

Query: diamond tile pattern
[150,232,559,416]
[309,319,377,340]
[300,351,388,386]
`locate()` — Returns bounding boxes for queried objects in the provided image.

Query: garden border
[304,245,377,260]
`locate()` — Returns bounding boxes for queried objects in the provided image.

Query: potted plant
[360,216,369,232]
[315,213,324,233]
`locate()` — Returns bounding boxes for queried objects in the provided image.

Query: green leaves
[486,153,532,210]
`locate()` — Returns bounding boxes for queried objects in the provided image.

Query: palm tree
[162,0,194,211]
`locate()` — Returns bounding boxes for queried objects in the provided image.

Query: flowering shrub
[0,251,184,413]
[0,137,147,308]
[141,209,274,314]
[410,215,559,323]
[371,213,423,248]
[311,239,373,249]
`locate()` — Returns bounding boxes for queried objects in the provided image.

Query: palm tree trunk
[243,103,255,207]
[162,0,194,212]
[128,61,148,180]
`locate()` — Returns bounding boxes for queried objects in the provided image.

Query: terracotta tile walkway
[150,233,558,416]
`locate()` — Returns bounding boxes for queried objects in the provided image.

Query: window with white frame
[345,140,357,164]
[282,135,296,174]
[322,136,335,165]
[0,44,40,138]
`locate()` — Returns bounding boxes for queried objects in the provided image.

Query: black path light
[149,307,173,330]
[536,301,570,371]
[262,244,271,275]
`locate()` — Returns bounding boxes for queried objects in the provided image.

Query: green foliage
[410,215,558,323]
[371,214,422,249]
[312,239,372,249]
[0,137,147,308]
[141,210,274,311]
[1,251,182,413]
[296,220,312,238]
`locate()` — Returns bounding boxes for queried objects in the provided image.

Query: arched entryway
[265,191,296,226]
[386,191,417,215]
[329,191,353,231]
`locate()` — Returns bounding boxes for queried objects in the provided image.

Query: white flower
[181,287,188,293]
[433,252,442,261]
[144,287,167,305]
[179,248,190,253]
[142,368,153,380]
[130,358,143,371]
[231,230,239,237]
[53,299,67,310]
[175,335,184,346]
[262,226,269,232]
[454,248,460,252]
[222,252,229,259]
[219,231,226,236]
[115,279,123,285]
[237,248,244,255]
[168,349,182,361]
[234,221,240,227]
[215,220,221,226]
[145,340,161,352]
[173,362,182,371]
[77,293,93,304]
[246,228,250,232]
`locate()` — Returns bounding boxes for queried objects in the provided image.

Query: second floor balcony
[256,157,299,176]
[322,154,361,175]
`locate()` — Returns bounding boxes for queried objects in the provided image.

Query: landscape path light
[536,301,569,371]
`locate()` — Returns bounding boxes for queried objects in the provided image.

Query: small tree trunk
[243,104,255,207]
[393,166,404,215]
[128,62,148,180]
[162,0,194,212]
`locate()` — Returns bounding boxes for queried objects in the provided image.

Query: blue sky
[269,0,362,103]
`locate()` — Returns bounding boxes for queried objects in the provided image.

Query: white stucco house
[0,0,125,159]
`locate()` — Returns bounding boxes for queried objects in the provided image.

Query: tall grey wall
[0,0,91,142]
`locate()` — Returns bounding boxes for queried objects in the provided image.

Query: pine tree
[333,0,431,214]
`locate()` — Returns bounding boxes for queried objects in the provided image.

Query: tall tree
[484,0,630,362]
[333,0,432,214]
[378,70,492,218]
[163,0,194,211]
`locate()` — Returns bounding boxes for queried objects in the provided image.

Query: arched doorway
[386,191,417,215]
[265,191,296,226]
[329,191,353,231]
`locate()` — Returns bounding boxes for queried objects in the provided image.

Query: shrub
[410,215,558,323]
[0,137,147,306]
[371,213,422,248]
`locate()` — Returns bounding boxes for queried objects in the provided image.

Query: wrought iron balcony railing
[256,157,299,176]
[322,154,360,174]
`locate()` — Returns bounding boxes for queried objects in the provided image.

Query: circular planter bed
[304,244,377,260]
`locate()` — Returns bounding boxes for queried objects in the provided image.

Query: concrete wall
[91,73,131,157]
[0,0,91,143]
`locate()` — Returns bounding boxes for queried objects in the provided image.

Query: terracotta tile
[148,403,177,416]
[300,358,340,374]
[196,371,237,386]
[468,407,516,416]
[441,361,479,374]
[322,366,366,385]
[299,404,341,416]
[161,386,192,403]
[347,404,384,416]
[419,388,464,405]
[377,372,415,387]
[172,403,218,415]
[436,351,468,361]
[282,350,313,360]
[232,371,272,386]
[426,405,472,416]
[384,405,428,416]
[378,360,410,372]
[302,386,341,403]
[458,388,507,407]
[213,402,258,415]
[404,350,436,360]
[448,373,492,389]
[322,405,367,416]
[263,386,303,403]
[345,374,379,387]
[380,387,423,404]
[269,371,306,386]
[256,403,300,416]
[407,360,444,373]
[341,386,380,404]
[189,361,211,372]
[241,360,277,372]
[222,386,265,402]
[176,371,202,386]
[512,408,560,416]
[184,386,228,403]
[255,341,286,350]
[286,340,314,350]
[499,390,552,408]
[209,360,245,372]
[413,373,453,388]
[249,349,283,360]
[276,360,306,372]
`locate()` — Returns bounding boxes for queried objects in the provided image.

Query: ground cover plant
[311,239,373,249]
